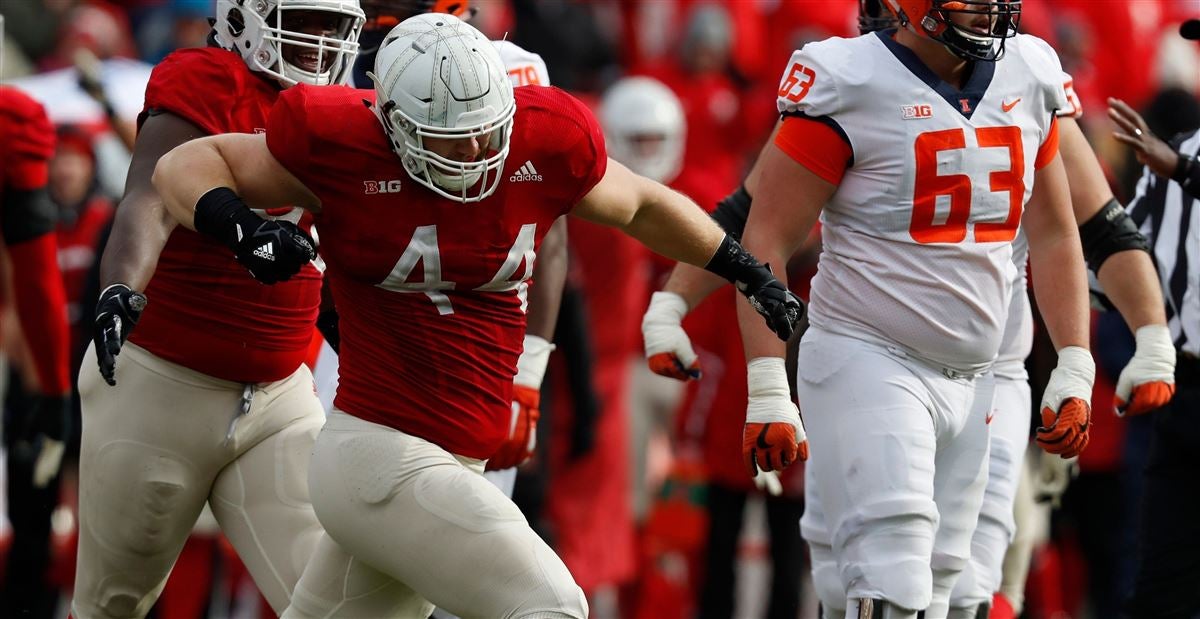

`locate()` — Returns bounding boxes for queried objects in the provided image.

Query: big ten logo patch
[901,104,933,120]
[364,180,403,195]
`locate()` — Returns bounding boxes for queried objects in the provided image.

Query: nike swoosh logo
[985,411,996,425]
[756,425,774,449]
[1002,98,1021,112]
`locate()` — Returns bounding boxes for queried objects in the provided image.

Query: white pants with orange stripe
[282,410,587,619]
[71,343,325,619]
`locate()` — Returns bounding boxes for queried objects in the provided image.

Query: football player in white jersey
[642,3,1177,618]
[315,0,563,500]
[742,1,1093,616]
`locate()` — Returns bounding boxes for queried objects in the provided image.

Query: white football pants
[797,328,992,618]
[949,371,1030,610]
[282,410,587,619]
[72,343,325,619]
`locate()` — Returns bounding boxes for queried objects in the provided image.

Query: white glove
[754,469,783,496]
[1034,452,1078,508]
[1115,324,1176,416]
[642,291,700,381]
[743,357,808,474]
[1036,346,1095,458]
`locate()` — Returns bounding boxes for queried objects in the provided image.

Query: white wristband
[515,334,555,388]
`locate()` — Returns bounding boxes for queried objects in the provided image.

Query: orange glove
[1114,325,1176,416]
[742,358,808,476]
[1035,346,1095,458]
[486,385,540,471]
[642,291,701,381]
[486,335,553,471]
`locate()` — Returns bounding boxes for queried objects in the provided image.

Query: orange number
[974,126,1024,242]
[910,126,1025,244]
[911,128,972,243]
[778,62,816,103]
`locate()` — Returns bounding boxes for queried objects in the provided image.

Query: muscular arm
[572,157,724,267]
[153,133,320,228]
[1024,154,1090,351]
[1059,117,1167,332]
[99,112,207,291]
[660,120,781,309]
[736,144,833,361]
[525,217,567,339]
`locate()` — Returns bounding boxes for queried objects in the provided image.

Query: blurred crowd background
[1,0,1199,618]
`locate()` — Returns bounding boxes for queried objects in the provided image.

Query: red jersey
[0,86,71,394]
[130,48,322,382]
[266,84,607,458]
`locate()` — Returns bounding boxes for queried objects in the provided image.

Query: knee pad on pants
[837,498,938,612]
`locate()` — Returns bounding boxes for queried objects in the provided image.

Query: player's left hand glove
[642,291,701,381]
[6,394,70,488]
[743,357,808,476]
[1115,325,1176,416]
[704,235,804,341]
[94,283,148,386]
[193,188,316,284]
[487,335,554,471]
[1036,346,1095,458]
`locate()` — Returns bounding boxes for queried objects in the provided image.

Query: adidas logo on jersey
[253,243,275,261]
[510,161,543,182]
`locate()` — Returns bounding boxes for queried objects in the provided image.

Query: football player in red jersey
[72,2,365,617]
[0,85,73,616]
[152,14,801,618]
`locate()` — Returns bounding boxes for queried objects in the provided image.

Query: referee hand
[1108,97,1180,178]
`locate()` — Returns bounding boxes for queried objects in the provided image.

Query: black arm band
[193,187,262,250]
[1172,153,1200,199]
[1078,198,1150,273]
[1,187,58,245]
[710,185,752,240]
[703,234,773,292]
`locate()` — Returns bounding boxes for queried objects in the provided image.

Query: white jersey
[492,40,550,88]
[778,31,1069,373]
[995,39,1079,378]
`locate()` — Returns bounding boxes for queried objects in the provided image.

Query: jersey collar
[874,29,995,120]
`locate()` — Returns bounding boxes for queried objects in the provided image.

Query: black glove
[94,283,148,386]
[6,393,71,488]
[194,187,316,284]
[704,235,805,341]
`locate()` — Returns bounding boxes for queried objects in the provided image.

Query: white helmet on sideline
[600,77,685,184]
[214,0,365,87]
[370,13,515,202]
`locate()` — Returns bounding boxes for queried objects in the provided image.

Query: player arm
[572,157,725,266]
[99,112,208,291]
[2,195,71,397]
[526,216,567,340]
[1060,117,1166,332]
[153,132,320,229]
[736,143,832,362]
[1023,153,1090,351]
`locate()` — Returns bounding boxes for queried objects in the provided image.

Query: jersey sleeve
[1018,34,1072,118]
[493,40,551,88]
[265,85,316,186]
[1,89,55,191]
[775,40,844,118]
[142,49,244,136]
[1059,72,1083,118]
[773,115,853,185]
[529,89,607,210]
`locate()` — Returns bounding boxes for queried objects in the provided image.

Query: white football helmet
[214,0,365,87]
[600,77,686,184]
[370,13,515,202]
